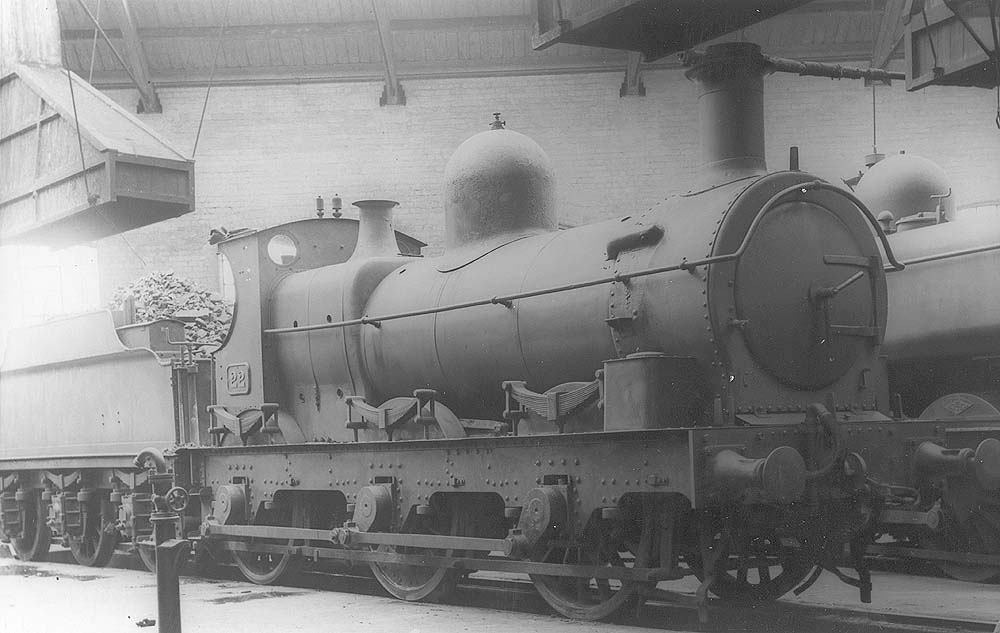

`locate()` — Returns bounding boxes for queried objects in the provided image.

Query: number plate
[226,363,250,395]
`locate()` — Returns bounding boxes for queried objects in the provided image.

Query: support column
[371,0,405,106]
[102,0,162,112]
[620,51,645,97]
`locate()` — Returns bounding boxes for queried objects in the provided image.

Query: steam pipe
[134,448,167,473]
[682,48,905,83]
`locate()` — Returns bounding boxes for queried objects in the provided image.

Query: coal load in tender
[109,271,232,347]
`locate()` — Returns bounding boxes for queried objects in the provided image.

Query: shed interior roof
[57,0,893,88]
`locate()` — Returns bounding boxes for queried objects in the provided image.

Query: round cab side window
[267,234,298,266]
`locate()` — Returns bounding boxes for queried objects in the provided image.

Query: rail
[265,181,901,335]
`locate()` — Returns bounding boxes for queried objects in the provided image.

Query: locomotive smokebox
[443,125,557,250]
[684,43,768,184]
[351,199,401,259]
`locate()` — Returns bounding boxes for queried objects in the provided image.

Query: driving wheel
[369,502,473,602]
[530,497,657,621]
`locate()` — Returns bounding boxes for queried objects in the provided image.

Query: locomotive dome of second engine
[854,154,955,222]
[443,127,557,249]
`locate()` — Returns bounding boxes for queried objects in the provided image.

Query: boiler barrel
[883,215,1000,361]
[360,215,712,419]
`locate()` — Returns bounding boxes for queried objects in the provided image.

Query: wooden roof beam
[78,0,160,112]
[371,0,404,106]
[872,0,909,68]
[61,15,536,42]
[105,0,160,112]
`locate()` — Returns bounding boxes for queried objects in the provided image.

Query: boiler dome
[855,154,954,230]
[443,127,557,250]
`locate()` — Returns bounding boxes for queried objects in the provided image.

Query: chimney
[684,43,769,185]
[350,200,400,259]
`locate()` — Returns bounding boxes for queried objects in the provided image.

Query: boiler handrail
[264,181,895,335]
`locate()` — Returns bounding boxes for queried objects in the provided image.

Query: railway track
[7,546,998,632]
[457,575,999,632]
[274,561,998,633]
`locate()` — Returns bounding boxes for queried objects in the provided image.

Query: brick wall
[95,65,1000,299]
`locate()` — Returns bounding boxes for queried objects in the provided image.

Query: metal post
[150,499,190,633]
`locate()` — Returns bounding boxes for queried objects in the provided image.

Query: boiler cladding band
[264,180,903,336]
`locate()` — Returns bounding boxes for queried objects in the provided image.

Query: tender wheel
[68,498,117,567]
[530,497,656,621]
[135,538,157,572]
[11,491,51,562]
[69,529,117,567]
[369,501,472,602]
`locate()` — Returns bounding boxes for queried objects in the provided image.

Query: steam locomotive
[2,43,999,620]
[857,153,1000,583]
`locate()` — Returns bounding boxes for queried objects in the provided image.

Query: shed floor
[1,545,998,633]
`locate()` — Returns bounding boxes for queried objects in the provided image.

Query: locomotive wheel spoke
[530,499,656,621]
[692,522,809,602]
[69,528,117,567]
[11,492,51,562]
[370,545,459,602]
[736,557,748,585]
[68,500,117,567]
[369,503,472,602]
[979,506,1000,531]
[233,501,304,585]
[233,545,298,585]
[135,539,157,573]
[595,579,610,601]
[757,563,771,583]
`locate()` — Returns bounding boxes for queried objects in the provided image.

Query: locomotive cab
[209,214,425,446]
